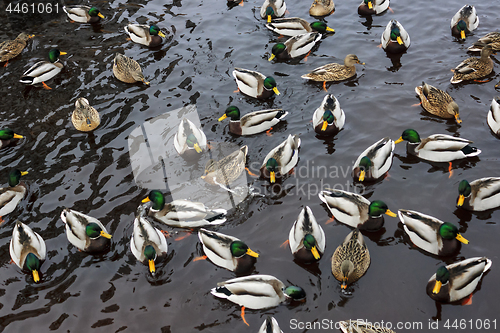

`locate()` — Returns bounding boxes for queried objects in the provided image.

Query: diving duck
[450,4,478,40]
[113,53,149,85]
[289,206,325,264]
[266,17,334,37]
[339,320,396,333]
[309,0,335,17]
[71,97,100,132]
[202,146,248,188]
[232,68,279,99]
[450,45,495,84]
[381,20,410,54]
[174,118,207,157]
[427,257,491,303]
[457,178,500,211]
[10,221,46,283]
[318,189,396,231]
[218,106,288,136]
[260,0,286,23]
[125,24,166,47]
[0,32,34,66]
[301,54,364,90]
[358,0,390,16]
[60,208,112,253]
[268,32,321,61]
[0,128,23,149]
[415,82,461,123]
[488,97,500,137]
[20,49,67,89]
[260,134,300,183]
[62,5,104,23]
[395,129,481,162]
[259,316,284,333]
[0,169,28,222]
[312,94,345,136]
[198,228,259,273]
[352,137,394,182]
[142,190,227,228]
[468,32,500,52]
[398,209,468,256]
[332,229,370,289]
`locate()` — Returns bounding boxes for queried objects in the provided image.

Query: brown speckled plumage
[332,229,370,288]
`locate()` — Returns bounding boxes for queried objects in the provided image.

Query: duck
[339,320,396,333]
[124,24,166,47]
[312,94,345,136]
[487,97,500,137]
[62,5,104,23]
[332,229,370,289]
[395,129,481,162]
[450,4,478,40]
[258,316,284,333]
[19,49,67,89]
[289,206,325,264]
[397,209,468,256]
[457,178,500,211]
[358,0,390,16]
[60,208,112,253]
[142,190,227,228]
[415,82,461,123]
[174,118,207,157]
[266,17,334,37]
[202,146,248,188]
[71,97,100,132]
[309,0,335,17]
[0,128,23,149]
[0,32,34,66]
[318,189,396,231]
[450,45,495,84]
[130,207,168,274]
[301,54,364,90]
[260,134,300,183]
[113,53,149,85]
[427,257,491,303]
[10,221,46,283]
[468,32,500,52]
[352,137,394,182]
[232,68,279,99]
[381,20,410,54]
[198,228,259,273]
[0,169,28,223]
[268,32,322,61]
[218,106,288,136]
[260,0,286,23]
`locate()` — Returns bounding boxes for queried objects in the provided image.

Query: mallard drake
[352,137,394,182]
[60,208,112,253]
[395,129,481,162]
[457,178,500,211]
[174,118,207,157]
[415,82,461,123]
[261,0,286,23]
[202,146,248,188]
[113,53,149,85]
[398,209,468,256]
[450,45,495,84]
[301,54,364,90]
[488,97,500,136]
[0,128,23,149]
[62,5,104,23]
[427,257,491,303]
[130,208,168,274]
[258,316,283,333]
[358,0,390,16]
[339,320,396,333]
[218,106,288,136]
[10,221,46,283]
[468,32,500,52]
[232,68,279,99]
[332,229,370,289]
[312,94,345,136]
[381,19,410,54]
[289,206,325,263]
[450,4,478,40]
[266,17,334,37]
[125,24,166,47]
[142,190,227,228]
[318,189,396,231]
[268,32,321,61]
[260,134,300,183]
[0,33,34,66]
[20,49,67,89]
[0,169,28,222]
[198,228,259,273]
[309,0,335,17]
[71,98,100,132]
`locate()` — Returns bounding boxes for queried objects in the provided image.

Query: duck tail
[461,146,481,157]
[19,76,34,84]
[211,286,232,298]
[276,109,288,120]
[205,208,227,225]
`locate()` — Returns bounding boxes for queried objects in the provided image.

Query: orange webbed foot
[473,79,491,83]
[245,167,258,177]
[233,88,240,93]
[42,82,52,90]
[280,240,289,248]
[175,231,192,241]
[411,102,422,107]
[461,294,473,305]
[303,50,311,62]
[266,127,273,136]
[239,0,244,6]
[388,6,394,13]
[241,306,249,326]
[193,255,207,262]
[126,37,132,41]
[322,81,327,91]
[377,44,383,48]
[3,61,8,67]
[160,230,170,238]
[325,217,335,224]
[448,162,453,178]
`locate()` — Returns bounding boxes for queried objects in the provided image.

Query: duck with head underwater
[0,128,23,149]
[0,169,28,223]
[450,4,478,41]
[20,49,67,89]
[10,221,46,283]
[63,5,105,23]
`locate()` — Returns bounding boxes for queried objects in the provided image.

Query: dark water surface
[1,0,499,332]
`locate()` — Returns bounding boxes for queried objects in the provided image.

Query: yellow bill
[457,194,464,206]
[194,143,202,153]
[385,209,397,217]
[394,137,404,144]
[13,134,23,139]
[368,1,373,9]
[326,27,335,32]
[246,248,259,258]
[397,36,403,45]
[98,13,105,19]
[158,31,166,38]
[460,30,465,40]
[218,114,228,121]
[100,231,112,239]
[359,170,365,182]
[149,259,156,273]
[267,15,272,23]
[142,79,150,85]
[455,114,462,124]
[21,171,29,176]
[142,197,151,203]
[33,269,40,282]
[273,87,280,95]
[28,34,35,38]
[59,51,68,55]
[432,280,442,294]
[311,246,320,260]
[341,278,348,289]
[270,171,276,183]
[268,54,276,61]
[456,234,469,244]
